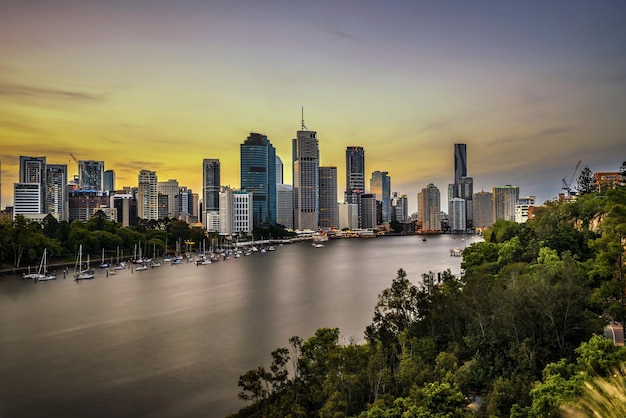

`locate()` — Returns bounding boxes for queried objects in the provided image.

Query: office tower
[493,185,520,222]
[338,202,359,230]
[13,183,41,218]
[45,164,68,221]
[137,169,158,220]
[276,155,284,185]
[370,171,391,223]
[515,196,536,223]
[178,186,193,221]
[418,183,441,232]
[276,184,294,229]
[359,193,377,229]
[158,194,169,220]
[157,179,179,219]
[111,193,134,226]
[203,159,220,229]
[451,144,473,229]
[292,120,319,231]
[219,186,253,235]
[454,143,467,184]
[345,146,365,194]
[473,191,494,229]
[104,170,115,192]
[68,189,110,222]
[391,192,408,223]
[78,160,104,191]
[319,166,338,229]
[240,133,277,226]
[449,198,467,231]
[19,156,46,213]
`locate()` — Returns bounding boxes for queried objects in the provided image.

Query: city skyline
[2,1,625,212]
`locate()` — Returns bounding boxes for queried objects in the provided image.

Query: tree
[620,161,626,178]
[577,165,596,195]
[365,269,426,346]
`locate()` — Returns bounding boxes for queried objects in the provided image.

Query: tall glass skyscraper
[293,126,319,231]
[345,146,365,195]
[370,170,391,223]
[454,143,467,184]
[202,159,220,228]
[319,166,338,229]
[78,160,104,191]
[240,132,276,226]
[418,183,441,232]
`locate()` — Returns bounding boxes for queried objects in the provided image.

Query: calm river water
[0,234,475,418]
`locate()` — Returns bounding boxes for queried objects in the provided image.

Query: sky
[2,0,625,214]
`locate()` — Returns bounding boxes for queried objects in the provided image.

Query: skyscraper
[19,156,46,213]
[454,143,467,184]
[493,185,520,222]
[276,184,294,229]
[240,133,276,226]
[157,179,179,219]
[104,170,115,192]
[292,120,319,231]
[345,146,365,196]
[78,160,104,191]
[473,191,494,229]
[46,164,67,221]
[319,166,338,229]
[370,170,391,223]
[276,155,284,185]
[418,183,441,232]
[203,159,220,229]
[137,169,158,220]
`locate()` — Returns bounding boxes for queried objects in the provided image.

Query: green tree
[577,165,596,196]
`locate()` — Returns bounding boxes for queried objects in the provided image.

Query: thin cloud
[493,125,576,145]
[0,81,103,102]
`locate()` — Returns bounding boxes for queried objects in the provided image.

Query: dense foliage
[231,186,626,417]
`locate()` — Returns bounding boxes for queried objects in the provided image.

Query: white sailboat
[99,248,109,269]
[35,248,56,281]
[75,245,95,280]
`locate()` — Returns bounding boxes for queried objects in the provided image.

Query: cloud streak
[492,125,576,145]
[0,81,103,102]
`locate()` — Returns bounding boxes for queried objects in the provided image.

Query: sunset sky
[2,0,625,213]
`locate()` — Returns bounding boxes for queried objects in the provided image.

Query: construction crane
[562,160,581,199]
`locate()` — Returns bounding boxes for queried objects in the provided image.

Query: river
[0,234,475,417]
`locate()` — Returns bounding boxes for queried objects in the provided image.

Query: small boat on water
[75,245,95,280]
[135,263,148,271]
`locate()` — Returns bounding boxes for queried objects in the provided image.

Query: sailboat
[113,247,126,270]
[135,244,148,271]
[75,245,95,280]
[151,244,161,267]
[34,248,56,281]
[99,248,109,269]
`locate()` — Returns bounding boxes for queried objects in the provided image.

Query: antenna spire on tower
[301,107,307,130]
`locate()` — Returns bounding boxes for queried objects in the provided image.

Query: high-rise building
[370,171,391,223]
[178,186,194,221]
[391,192,408,223]
[276,155,284,185]
[104,170,115,192]
[203,159,220,230]
[338,202,359,230]
[157,179,179,219]
[418,183,441,232]
[449,198,467,231]
[454,143,467,184]
[45,164,67,221]
[319,166,338,229]
[493,185,520,222]
[19,156,46,213]
[451,144,473,229]
[515,196,536,223]
[219,186,253,235]
[137,169,158,220]
[472,191,494,229]
[293,122,319,231]
[13,183,41,218]
[240,133,276,226]
[111,193,134,227]
[276,184,294,229]
[345,146,365,196]
[78,160,104,191]
[359,193,377,229]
